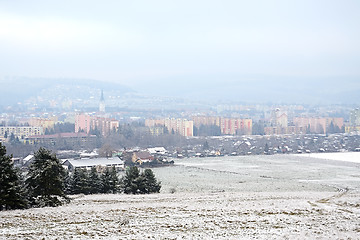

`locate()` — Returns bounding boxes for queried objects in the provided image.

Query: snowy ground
[1,154,360,239]
[303,152,360,164]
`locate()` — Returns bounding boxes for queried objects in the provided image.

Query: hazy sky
[0,0,359,89]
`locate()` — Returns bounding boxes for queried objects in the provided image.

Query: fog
[1,0,359,102]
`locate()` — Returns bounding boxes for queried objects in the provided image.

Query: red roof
[135,151,154,160]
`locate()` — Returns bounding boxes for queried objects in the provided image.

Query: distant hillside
[0,77,134,106]
[134,75,360,104]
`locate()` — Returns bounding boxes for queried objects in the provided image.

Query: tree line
[0,143,161,211]
[65,166,161,195]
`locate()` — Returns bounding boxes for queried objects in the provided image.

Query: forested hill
[0,77,134,106]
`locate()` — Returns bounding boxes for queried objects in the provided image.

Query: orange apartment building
[192,116,252,135]
[28,117,58,130]
[293,117,343,134]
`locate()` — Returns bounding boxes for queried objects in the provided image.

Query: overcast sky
[0,0,359,89]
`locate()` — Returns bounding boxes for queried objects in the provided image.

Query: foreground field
[1,153,360,239]
[1,191,360,239]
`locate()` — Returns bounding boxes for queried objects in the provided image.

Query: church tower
[99,90,105,113]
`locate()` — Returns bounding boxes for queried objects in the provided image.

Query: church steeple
[99,89,105,112]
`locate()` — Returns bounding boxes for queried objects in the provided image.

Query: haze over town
[1,0,360,104]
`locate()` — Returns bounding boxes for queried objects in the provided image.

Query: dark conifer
[101,166,119,193]
[26,147,67,207]
[70,168,90,194]
[142,169,161,193]
[121,166,161,194]
[0,143,27,210]
[121,166,140,194]
[88,167,102,194]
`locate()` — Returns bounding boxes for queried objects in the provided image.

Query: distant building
[264,126,297,135]
[263,109,291,135]
[293,117,343,134]
[270,109,288,127]
[192,116,252,135]
[192,116,221,127]
[147,147,167,155]
[149,126,164,136]
[131,151,154,165]
[265,117,344,135]
[25,132,96,147]
[99,90,106,113]
[0,126,43,140]
[346,108,360,133]
[350,109,360,126]
[75,114,119,136]
[63,158,124,173]
[220,118,252,135]
[145,118,193,137]
[28,117,58,130]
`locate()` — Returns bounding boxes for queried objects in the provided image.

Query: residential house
[63,158,124,173]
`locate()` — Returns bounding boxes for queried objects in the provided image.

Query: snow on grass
[2,154,360,239]
[1,192,360,239]
[304,152,360,163]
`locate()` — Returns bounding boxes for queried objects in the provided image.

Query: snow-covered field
[304,152,360,164]
[1,154,360,239]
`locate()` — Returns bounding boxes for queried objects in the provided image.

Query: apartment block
[0,126,43,139]
[192,116,252,135]
[220,118,252,135]
[28,117,58,130]
[145,118,193,137]
[75,114,119,136]
[293,117,343,134]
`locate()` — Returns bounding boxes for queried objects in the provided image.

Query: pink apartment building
[75,114,119,136]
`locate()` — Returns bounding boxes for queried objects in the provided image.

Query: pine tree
[121,166,161,194]
[0,143,27,210]
[101,166,119,193]
[121,166,140,194]
[135,174,146,194]
[64,170,72,195]
[88,167,102,194]
[109,166,119,193]
[142,169,161,194]
[70,168,90,194]
[26,147,67,207]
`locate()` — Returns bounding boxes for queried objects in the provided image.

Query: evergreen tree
[101,166,119,193]
[9,133,20,145]
[135,173,146,194]
[26,147,67,207]
[0,143,27,210]
[9,133,15,142]
[70,168,90,194]
[64,170,72,195]
[121,166,140,194]
[142,169,161,194]
[88,167,102,194]
[121,166,161,194]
